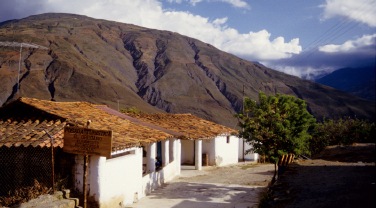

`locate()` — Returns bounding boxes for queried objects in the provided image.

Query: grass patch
[240,163,260,170]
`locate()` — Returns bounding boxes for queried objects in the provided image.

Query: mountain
[0,13,375,127]
[315,67,375,102]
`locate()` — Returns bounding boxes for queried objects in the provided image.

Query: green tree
[237,92,316,181]
[120,106,142,115]
[310,118,376,155]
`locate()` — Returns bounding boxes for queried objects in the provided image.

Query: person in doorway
[155,157,162,170]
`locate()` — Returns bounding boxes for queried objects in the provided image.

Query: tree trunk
[271,162,277,185]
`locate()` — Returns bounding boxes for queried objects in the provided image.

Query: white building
[238,138,259,161]
[73,138,182,207]
[131,113,241,170]
[5,98,255,207]
[96,106,184,206]
[11,98,182,207]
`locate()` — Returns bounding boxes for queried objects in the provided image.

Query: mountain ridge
[315,66,375,102]
[0,13,374,127]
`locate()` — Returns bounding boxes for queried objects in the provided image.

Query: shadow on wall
[143,170,165,196]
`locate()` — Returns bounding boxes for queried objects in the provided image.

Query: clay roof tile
[130,113,237,140]
[1,97,173,150]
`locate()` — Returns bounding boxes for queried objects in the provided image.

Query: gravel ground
[130,162,275,208]
[131,143,376,208]
[176,163,275,186]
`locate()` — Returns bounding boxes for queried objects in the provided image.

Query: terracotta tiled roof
[131,113,238,140]
[96,105,186,139]
[0,119,65,148]
[1,98,173,150]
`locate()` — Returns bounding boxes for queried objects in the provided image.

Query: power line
[0,41,48,50]
[304,0,375,51]
[283,1,375,70]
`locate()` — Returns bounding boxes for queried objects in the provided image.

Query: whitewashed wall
[181,140,194,165]
[141,139,181,198]
[182,136,240,167]
[102,148,143,207]
[73,147,143,207]
[141,159,180,197]
[202,139,215,165]
[214,135,239,166]
[238,138,259,161]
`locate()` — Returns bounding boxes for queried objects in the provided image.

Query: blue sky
[0,0,375,79]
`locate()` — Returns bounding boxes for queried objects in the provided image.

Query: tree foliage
[120,106,142,115]
[310,118,376,155]
[237,92,316,165]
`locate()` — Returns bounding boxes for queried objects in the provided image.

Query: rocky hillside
[0,13,374,127]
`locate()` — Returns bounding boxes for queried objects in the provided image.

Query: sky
[0,0,375,79]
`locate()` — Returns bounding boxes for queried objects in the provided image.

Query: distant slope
[0,13,375,127]
[315,67,375,102]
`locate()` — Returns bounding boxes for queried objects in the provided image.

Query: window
[226,136,230,143]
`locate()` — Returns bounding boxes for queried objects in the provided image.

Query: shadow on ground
[132,182,265,208]
[263,143,376,208]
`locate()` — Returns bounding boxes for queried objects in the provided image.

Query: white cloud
[222,30,302,60]
[319,34,376,53]
[220,0,250,9]
[0,0,299,62]
[267,34,376,80]
[167,0,202,6]
[212,17,228,26]
[189,0,203,6]
[270,64,337,80]
[167,0,183,3]
[322,0,376,27]
[166,0,249,8]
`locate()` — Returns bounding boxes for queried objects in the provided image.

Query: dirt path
[265,143,376,208]
[130,144,376,208]
[130,163,275,208]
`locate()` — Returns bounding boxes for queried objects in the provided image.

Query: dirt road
[130,143,376,208]
[130,163,275,208]
[264,143,376,208]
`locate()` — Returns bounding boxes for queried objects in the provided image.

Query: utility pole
[0,41,48,93]
[17,43,23,92]
[242,84,245,113]
[242,84,245,161]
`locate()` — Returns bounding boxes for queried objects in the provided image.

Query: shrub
[310,118,376,155]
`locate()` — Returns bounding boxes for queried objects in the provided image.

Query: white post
[169,138,175,162]
[147,143,156,173]
[177,139,181,174]
[91,156,106,205]
[162,139,169,166]
[195,140,202,170]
